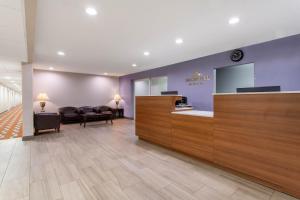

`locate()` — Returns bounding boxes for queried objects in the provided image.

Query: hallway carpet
[0,105,23,140]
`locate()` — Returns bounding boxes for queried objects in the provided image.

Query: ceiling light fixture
[86,7,98,16]
[49,67,54,70]
[175,38,183,44]
[57,51,65,56]
[229,17,240,25]
[144,51,150,56]
[132,64,137,67]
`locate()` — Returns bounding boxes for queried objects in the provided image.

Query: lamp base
[40,102,46,112]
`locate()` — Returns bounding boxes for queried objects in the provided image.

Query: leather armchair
[59,107,81,124]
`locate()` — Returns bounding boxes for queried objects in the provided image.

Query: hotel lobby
[0,0,300,200]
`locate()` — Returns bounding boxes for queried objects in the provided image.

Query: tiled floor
[0,119,298,200]
[0,105,23,140]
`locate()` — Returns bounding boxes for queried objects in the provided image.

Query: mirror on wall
[214,63,254,93]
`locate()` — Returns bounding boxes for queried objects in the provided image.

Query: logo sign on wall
[186,72,210,86]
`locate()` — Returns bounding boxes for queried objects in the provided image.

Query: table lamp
[37,93,49,112]
[114,94,121,108]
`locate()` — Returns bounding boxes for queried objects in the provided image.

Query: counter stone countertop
[213,91,300,95]
[172,110,214,118]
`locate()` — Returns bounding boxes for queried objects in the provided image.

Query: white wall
[22,64,34,137]
[0,84,22,113]
[33,70,119,113]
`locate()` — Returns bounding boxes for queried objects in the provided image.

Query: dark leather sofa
[78,106,114,127]
[59,106,115,124]
[59,107,82,124]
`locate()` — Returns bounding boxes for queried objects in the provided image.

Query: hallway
[0,105,23,140]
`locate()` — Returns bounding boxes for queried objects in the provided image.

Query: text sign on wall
[186,72,211,86]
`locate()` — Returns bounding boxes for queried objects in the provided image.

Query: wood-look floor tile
[271,192,299,200]
[194,186,232,200]
[93,155,122,171]
[111,166,141,189]
[79,165,117,188]
[30,180,49,200]
[123,182,167,200]
[91,181,130,200]
[61,181,86,200]
[231,187,271,200]
[135,168,170,191]
[159,184,198,200]
[0,176,29,200]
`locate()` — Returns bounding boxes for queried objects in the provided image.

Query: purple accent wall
[120,34,300,118]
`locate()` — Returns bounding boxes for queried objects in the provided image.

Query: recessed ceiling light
[229,17,240,25]
[175,38,183,44]
[132,64,137,67]
[104,72,108,75]
[57,51,65,56]
[49,67,54,70]
[86,7,98,16]
[144,51,150,56]
[4,76,11,80]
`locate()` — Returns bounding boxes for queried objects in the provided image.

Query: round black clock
[230,49,244,62]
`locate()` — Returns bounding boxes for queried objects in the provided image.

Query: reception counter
[135,93,300,198]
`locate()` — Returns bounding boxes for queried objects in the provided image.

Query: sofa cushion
[78,106,94,114]
[94,106,113,113]
[64,113,80,118]
[102,111,113,115]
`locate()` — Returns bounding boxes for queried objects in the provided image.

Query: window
[133,76,168,119]
[150,76,168,96]
[214,63,254,93]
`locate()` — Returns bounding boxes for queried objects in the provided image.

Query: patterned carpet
[0,105,23,140]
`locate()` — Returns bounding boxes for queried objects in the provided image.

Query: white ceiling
[0,0,26,92]
[33,0,300,76]
[0,0,27,62]
[0,61,22,92]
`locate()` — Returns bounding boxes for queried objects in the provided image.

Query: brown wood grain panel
[135,96,181,148]
[171,114,214,161]
[214,93,300,198]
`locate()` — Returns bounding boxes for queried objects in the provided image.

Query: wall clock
[230,49,244,62]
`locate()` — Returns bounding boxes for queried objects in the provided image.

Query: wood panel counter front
[135,94,300,198]
[135,96,181,148]
[214,93,300,198]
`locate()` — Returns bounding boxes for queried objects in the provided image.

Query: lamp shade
[37,93,49,101]
[114,94,121,101]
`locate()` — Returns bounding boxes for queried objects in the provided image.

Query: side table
[113,108,124,118]
[34,113,61,135]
